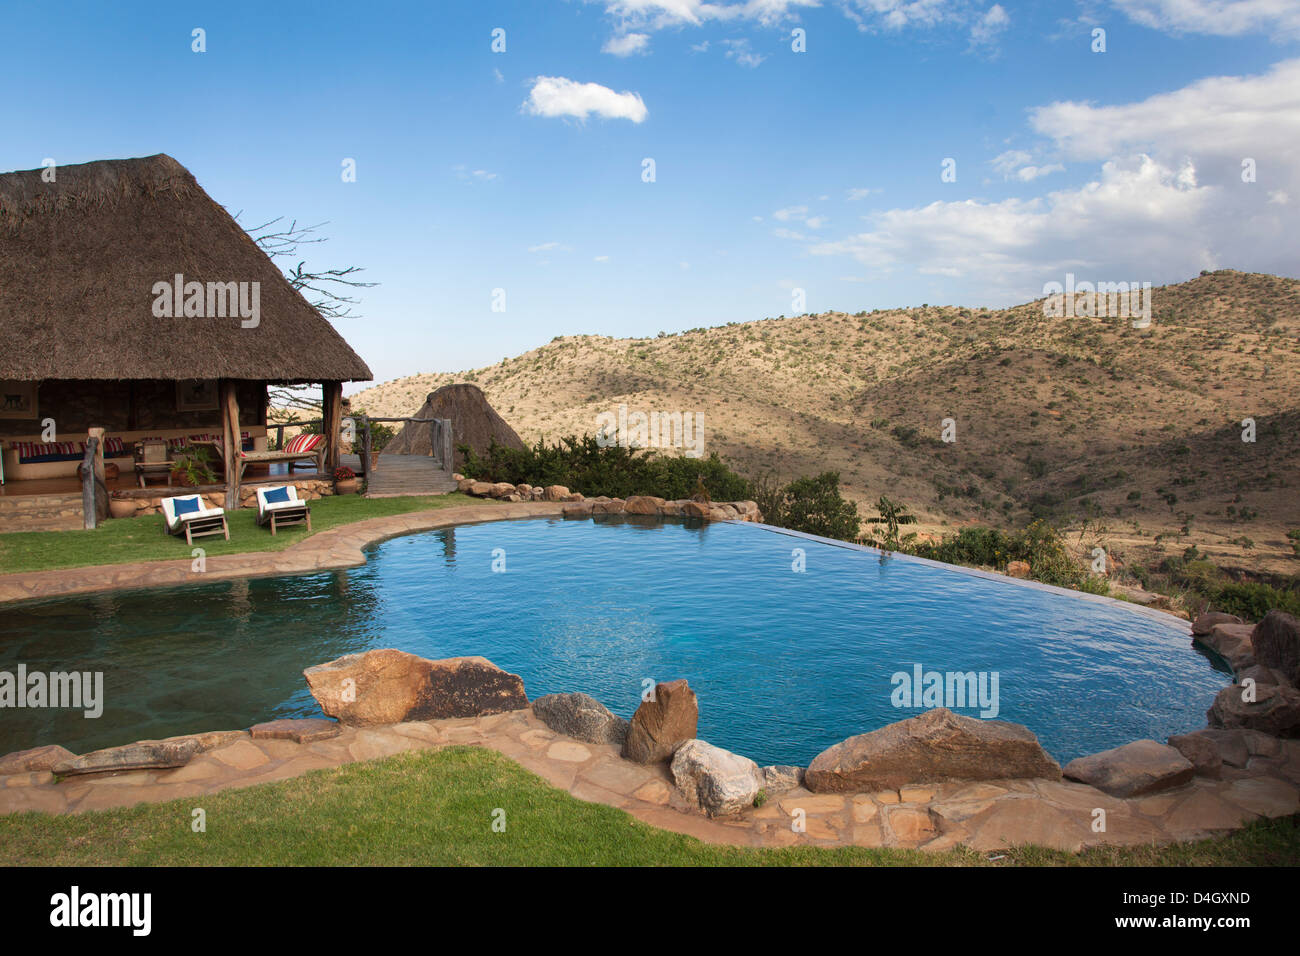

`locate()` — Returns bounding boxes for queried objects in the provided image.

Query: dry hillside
[353,270,1300,578]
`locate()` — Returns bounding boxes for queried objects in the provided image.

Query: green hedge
[459,435,754,502]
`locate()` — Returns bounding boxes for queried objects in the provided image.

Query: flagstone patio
[3,709,1296,852]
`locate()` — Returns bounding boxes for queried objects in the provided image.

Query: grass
[1,748,1295,866]
[0,492,485,574]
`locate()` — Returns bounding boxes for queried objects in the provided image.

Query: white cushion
[255,485,301,517]
[162,496,224,531]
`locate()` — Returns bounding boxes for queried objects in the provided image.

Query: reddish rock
[561,501,594,518]
[623,495,666,515]
[1192,611,1245,636]
[468,481,494,496]
[1207,680,1300,737]
[592,498,626,514]
[805,708,1061,793]
[1168,733,1223,777]
[1063,740,1195,797]
[680,500,710,518]
[1252,610,1300,687]
[1006,561,1031,579]
[250,718,342,743]
[304,649,528,726]
[0,744,76,775]
[623,679,699,764]
[542,485,570,501]
[1196,622,1256,673]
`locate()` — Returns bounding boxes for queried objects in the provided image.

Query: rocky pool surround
[2,610,1298,852]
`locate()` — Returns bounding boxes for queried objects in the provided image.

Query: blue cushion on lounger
[172,497,202,517]
[263,486,292,504]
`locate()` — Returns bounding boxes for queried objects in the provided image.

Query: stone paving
[0,501,562,604]
[3,709,1297,852]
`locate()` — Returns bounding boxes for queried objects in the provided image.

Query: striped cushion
[284,433,323,454]
[103,437,126,456]
[13,441,85,462]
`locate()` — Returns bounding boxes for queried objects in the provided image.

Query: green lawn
[1,748,1294,866]
[0,492,486,574]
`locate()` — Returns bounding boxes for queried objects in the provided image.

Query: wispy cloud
[1114,0,1300,38]
[603,32,651,56]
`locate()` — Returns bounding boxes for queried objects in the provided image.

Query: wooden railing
[268,415,452,480]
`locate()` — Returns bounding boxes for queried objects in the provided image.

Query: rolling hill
[351,270,1300,578]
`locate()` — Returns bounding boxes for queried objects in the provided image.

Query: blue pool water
[0,516,1228,764]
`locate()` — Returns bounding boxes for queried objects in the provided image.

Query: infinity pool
[0,516,1227,764]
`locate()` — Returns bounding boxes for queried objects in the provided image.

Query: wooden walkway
[342,454,457,498]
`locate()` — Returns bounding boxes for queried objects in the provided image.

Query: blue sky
[4,0,1298,386]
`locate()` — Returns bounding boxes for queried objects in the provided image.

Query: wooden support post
[81,431,102,529]
[90,426,107,523]
[441,418,453,473]
[322,381,343,473]
[219,379,240,508]
[360,414,372,479]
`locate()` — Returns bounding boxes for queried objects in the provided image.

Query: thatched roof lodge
[0,153,372,514]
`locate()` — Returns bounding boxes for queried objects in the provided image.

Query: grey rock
[532,692,629,746]
[671,739,764,817]
[52,738,199,776]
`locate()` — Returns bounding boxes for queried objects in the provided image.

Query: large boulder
[1167,733,1223,778]
[804,708,1061,793]
[1206,680,1300,737]
[1195,622,1256,673]
[532,692,630,746]
[1062,740,1195,797]
[0,744,76,775]
[623,495,666,515]
[1252,610,1300,687]
[1192,611,1245,636]
[761,765,805,793]
[622,679,699,764]
[52,738,199,776]
[670,739,764,817]
[542,485,570,502]
[304,649,527,725]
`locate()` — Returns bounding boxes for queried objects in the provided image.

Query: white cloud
[722,38,765,67]
[594,254,611,261]
[691,40,711,51]
[493,67,504,83]
[846,186,878,200]
[773,205,807,220]
[523,76,648,123]
[969,3,1010,48]
[528,241,571,253]
[1114,0,1300,37]
[597,0,818,29]
[778,62,1300,299]
[774,204,826,229]
[990,149,1063,181]
[603,32,651,55]
[454,165,498,182]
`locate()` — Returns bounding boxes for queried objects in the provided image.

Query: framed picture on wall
[175,379,219,412]
[0,381,38,419]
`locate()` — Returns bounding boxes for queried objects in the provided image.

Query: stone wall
[113,478,335,517]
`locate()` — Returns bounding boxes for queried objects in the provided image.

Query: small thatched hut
[383,384,524,468]
[0,154,371,499]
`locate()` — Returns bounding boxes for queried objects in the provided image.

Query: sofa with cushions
[1,428,269,482]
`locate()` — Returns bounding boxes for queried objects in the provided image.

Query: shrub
[757,472,861,541]
[459,435,752,502]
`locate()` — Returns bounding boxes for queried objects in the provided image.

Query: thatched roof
[0,154,372,383]
[382,383,524,467]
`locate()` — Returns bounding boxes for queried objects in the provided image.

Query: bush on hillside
[756,472,861,541]
[459,435,753,502]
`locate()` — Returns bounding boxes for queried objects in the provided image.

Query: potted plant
[109,490,135,519]
[169,446,218,487]
[334,465,359,495]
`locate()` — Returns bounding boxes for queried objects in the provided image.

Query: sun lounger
[161,494,229,545]
[255,484,312,535]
